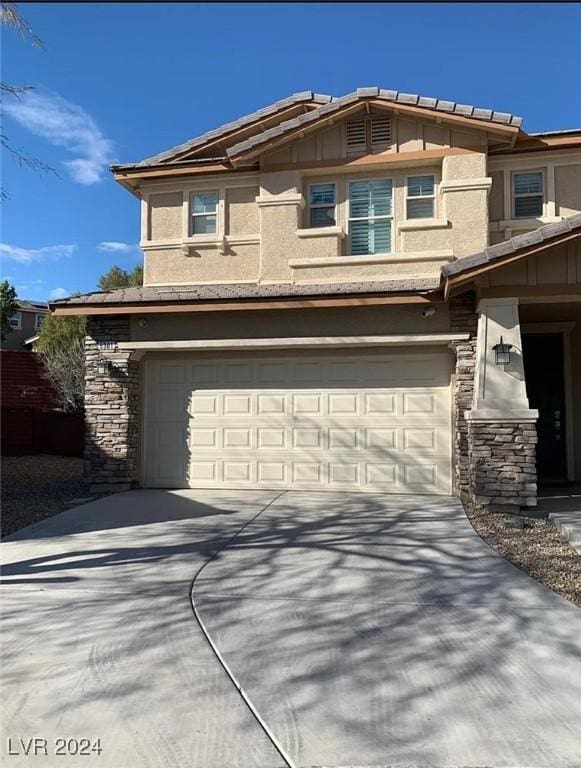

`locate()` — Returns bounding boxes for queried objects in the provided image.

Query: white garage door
[143,350,452,494]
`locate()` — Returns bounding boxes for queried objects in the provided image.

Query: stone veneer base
[469,420,538,508]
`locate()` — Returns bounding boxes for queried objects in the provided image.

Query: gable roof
[124,91,333,169]
[443,214,581,287]
[16,299,48,312]
[226,87,522,162]
[112,87,523,173]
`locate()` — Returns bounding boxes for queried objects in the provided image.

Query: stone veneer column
[466,297,538,510]
[84,316,140,491]
[449,291,478,502]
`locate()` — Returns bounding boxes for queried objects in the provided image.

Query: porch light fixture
[492,336,513,365]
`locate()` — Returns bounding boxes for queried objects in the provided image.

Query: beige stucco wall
[142,149,491,286]
[149,192,182,240]
[556,166,581,217]
[129,302,451,342]
[226,186,259,235]
[143,244,259,285]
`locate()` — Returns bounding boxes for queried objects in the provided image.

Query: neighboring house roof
[50,277,441,310]
[442,213,581,282]
[112,87,523,172]
[15,299,48,312]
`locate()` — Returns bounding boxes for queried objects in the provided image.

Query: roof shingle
[51,278,440,308]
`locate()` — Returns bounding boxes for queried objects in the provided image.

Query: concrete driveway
[2,490,581,767]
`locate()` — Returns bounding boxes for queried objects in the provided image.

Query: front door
[522,333,567,484]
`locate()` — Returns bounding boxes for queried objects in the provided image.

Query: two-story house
[52,88,581,512]
[3,299,48,350]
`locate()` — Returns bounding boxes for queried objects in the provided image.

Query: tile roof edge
[442,214,581,278]
[132,92,333,168]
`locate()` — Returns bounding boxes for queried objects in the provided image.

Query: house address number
[97,341,117,350]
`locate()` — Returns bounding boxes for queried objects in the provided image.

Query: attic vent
[345,116,393,154]
[346,119,367,151]
[371,116,392,146]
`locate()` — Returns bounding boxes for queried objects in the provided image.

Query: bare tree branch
[0,2,44,48]
[0,81,33,98]
[0,132,57,176]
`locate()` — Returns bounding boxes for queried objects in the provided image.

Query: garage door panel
[145,352,452,493]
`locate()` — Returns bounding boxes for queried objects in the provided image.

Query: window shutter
[370,116,392,146]
[346,119,367,151]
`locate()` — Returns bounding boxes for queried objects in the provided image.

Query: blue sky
[2,2,580,302]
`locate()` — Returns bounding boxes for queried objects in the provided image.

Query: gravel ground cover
[465,503,581,607]
[1,455,112,538]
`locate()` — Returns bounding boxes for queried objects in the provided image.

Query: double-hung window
[513,172,544,218]
[9,312,21,330]
[406,175,435,219]
[348,179,393,255]
[191,191,219,235]
[35,313,45,331]
[309,183,336,227]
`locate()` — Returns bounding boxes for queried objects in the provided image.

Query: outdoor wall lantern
[492,336,513,365]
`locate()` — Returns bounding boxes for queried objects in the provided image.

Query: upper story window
[348,179,393,255]
[191,191,219,235]
[308,183,336,227]
[406,175,435,219]
[35,313,45,331]
[345,116,392,154]
[9,312,21,330]
[513,171,544,218]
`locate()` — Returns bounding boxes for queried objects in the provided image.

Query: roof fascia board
[367,99,520,138]
[51,293,438,317]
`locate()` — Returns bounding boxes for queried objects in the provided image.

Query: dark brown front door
[522,333,568,484]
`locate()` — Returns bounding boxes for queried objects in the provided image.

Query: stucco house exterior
[51,87,581,512]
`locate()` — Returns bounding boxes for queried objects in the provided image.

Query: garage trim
[120,332,469,354]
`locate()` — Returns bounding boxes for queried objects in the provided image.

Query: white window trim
[347,177,394,257]
[405,174,436,220]
[34,313,45,330]
[9,311,22,330]
[190,189,220,237]
[307,182,337,228]
[512,169,545,220]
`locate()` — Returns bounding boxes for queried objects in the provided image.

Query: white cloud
[49,287,69,300]
[0,242,77,264]
[3,89,115,185]
[98,241,138,253]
